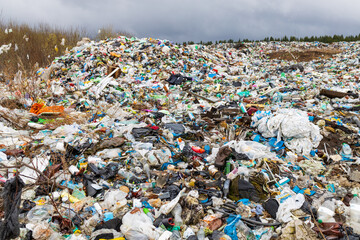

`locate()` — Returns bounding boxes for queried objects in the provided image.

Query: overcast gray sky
[1,0,359,42]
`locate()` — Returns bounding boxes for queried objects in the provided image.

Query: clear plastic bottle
[223,179,231,198]
[352,116,360,128]
[171,203,183,226]
[143,208,154,222]
[236,220,255,240]
[170,226,181,240]
[197,226,205,240]
[144,163,151,180]
[317,200,336,223]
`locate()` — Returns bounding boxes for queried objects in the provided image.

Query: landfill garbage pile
[1,36,360,240]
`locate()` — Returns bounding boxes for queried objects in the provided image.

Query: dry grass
[0,21,85,77]
[0,20,131,105]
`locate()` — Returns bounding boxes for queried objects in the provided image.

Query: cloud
[1,0,359,42]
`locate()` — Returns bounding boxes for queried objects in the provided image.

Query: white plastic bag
[120,211,160,240]
[276,193,305,223]
[225,140,277,159]
[102,189,127,209]
[251,109,322,155]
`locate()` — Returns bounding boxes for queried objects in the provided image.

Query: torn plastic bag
[263,199,279,219]
[156,188,186,218]
[65,140,94,159]
[94,137,125,151]
[251,109,322,155]
[83,175,103,197]
[131,127,158,139]
[228,176,260,202]
[120,209,160,240]
[99,164,115,178]
[20,155,49,184]
[225,141,277,160]
[0,176,25,240]
[94,218,122,232]
[20,200,36,214]
[164,123,185,135]
[88,162,119,180]
[27,204,54,223]
[166,74,192,85]
[276,193,305,223]
[102,189,127,209]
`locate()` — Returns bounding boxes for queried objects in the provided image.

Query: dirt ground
[267,48,342,62]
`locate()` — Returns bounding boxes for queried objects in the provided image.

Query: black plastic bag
[0,176,25,240]
[165,123,185,135]
[166,74,192,85]
[131,127,157,139]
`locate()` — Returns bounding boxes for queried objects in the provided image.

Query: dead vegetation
[266,48,342,62]
[0,20,132,80]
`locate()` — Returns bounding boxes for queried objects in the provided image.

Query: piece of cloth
[224,215,242,240]
[215,146,232,169]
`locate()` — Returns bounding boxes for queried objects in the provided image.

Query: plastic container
[317,200,336,223]
[197,226,205,240]
[223,179,231,198]
[236,220,255,240]
[27,205,54,223]
[171,203,183,226]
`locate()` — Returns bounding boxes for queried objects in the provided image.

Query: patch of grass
[0,21,84,77]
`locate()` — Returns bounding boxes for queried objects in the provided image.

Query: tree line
[180,34,360,45]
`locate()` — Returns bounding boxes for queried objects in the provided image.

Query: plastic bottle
[159,192,171,199]
[171,203,183,226]
[144,163,151,180]
[352,116,360,128]
[197,226,205,240]
[177,138,185,150]
[94,203,103,217]
[170,226,181,240]
[223,179,231,198]
[340,143,352,159]
[143,208,154,222]
[236,220,255,240]
[317,200,336,223]
[204,145,211,154]
[349,196,360,234]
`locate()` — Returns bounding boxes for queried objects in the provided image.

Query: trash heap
[1,36,360,240]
